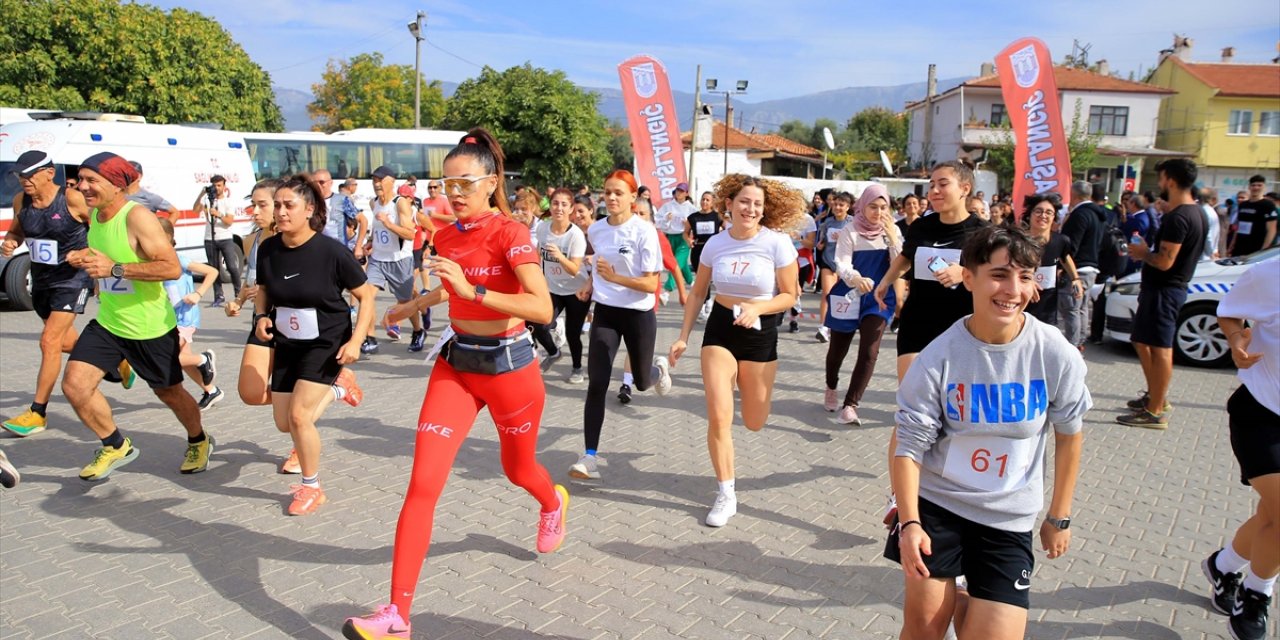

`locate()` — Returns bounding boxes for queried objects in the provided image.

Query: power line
[424,38,484,69]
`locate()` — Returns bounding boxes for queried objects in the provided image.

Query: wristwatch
[1045,515,1071,530]
[110,263,125,279]
[472,285,487,305]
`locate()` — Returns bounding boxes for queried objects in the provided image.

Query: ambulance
[0,113,256,309]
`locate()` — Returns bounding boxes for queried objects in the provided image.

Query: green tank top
[88,200,177,339]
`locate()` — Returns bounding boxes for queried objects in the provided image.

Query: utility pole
[407,11,426,129]
[690,64,701,194]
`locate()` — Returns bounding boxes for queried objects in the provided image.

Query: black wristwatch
[110,263,125,279]
[1045,515,1071,530]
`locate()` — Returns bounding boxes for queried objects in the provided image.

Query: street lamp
[705,78,748,174]
[407,11,426,129]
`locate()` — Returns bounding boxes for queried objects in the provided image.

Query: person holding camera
[192,174,241,307]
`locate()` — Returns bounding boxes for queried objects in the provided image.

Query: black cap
[129,160,144,174]
[371,165,396,180]
[11,150,53,176]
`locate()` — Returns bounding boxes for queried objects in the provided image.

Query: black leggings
[584,303,656,451]
[530,293,591,369]
[824,315,887,408]
[204,238,242,300]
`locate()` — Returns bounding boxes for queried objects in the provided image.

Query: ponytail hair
[278,173,327,232]
[446,127,510,216]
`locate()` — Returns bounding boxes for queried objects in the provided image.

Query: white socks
[1217,544,1249,574]
[622,372,634,385]
[1244,570,1277,597]
[718,479,735,499]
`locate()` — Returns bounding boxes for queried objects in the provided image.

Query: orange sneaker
[287,484,326,516]
[280,449,301,474]
[334,368,363,407]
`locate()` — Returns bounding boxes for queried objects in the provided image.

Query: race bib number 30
[98,276,135,295]
[942,435,1035,492]
[26,239,58,265]
[276,306,320,340]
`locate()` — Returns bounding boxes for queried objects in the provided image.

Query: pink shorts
[177,325,196,345]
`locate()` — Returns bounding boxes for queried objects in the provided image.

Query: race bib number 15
[26,239,58,265]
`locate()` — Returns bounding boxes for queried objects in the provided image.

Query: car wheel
[3,254,34,311]
[1174,302,1230,367]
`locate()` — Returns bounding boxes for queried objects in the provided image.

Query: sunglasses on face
[440,175,494,195]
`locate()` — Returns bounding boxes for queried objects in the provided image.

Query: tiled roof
[680,121,823,158]
[963,65,1174,94]
[1169,57,1280,98]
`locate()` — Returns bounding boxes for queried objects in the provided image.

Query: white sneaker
[705,492,737,527]
[581,321,591,334]
[567,368,585,384]
[652,356,672,396]
[552,320,566,348]
[659,290,671,306]
[816,326,830,343]
[569,454,601,480]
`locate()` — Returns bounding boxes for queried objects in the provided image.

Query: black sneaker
[890,317,900,334]
[408,330,426,353]
[197,387,224,411]
[361,336,379,354]
[1202,550,1244,615]
[617,383,632,404]
[1229,587,1270,640]
[421,306,432,332]
[788,320,800,334]
[196,350,217,387]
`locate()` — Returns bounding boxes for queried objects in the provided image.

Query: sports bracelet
[897,519,922,534]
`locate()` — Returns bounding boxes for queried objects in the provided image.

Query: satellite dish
[879,150,894,176]
[822,127,835,151]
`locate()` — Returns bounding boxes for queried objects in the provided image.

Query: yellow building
[1149,51,1280,195]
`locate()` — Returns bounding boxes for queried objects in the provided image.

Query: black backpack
[1097,223,1129,279]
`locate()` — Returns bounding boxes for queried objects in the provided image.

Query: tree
[0,0,282,131]
[982,99,1103,194]
[776,120,814,147]
[308,52,446,133]
[606,124,634,174]
[844,107,908,159]
[442,63,611,188]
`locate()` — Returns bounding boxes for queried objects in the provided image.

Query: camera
[203,184,218,201]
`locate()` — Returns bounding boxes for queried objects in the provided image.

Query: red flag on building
[617,55,687,209]
[994,38,1073,220]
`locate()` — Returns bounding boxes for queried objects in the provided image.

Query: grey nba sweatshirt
[895,314,1092,532]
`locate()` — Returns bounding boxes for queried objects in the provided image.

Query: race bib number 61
[941,435,1034,492]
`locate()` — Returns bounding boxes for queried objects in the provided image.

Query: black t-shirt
[19,188,92,290]
[901,213,989,320]
[1143,203,1206,288]
[1232,198,1277,256]
[258,232,368,348]
[1025,232,1073,324]
[686,211,722,247]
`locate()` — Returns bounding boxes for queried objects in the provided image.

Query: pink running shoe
[280,449,301,474]
[536,484,569,553]
[343,603,411,640]
[287,484,326,516]
[823,389,838,412]
[334,368,363,407]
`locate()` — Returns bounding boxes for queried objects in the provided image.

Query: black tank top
[19,187,91,289]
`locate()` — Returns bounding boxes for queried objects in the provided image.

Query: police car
[1103,246,1280,367]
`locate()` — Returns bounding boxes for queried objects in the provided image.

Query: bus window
[311,141,365,179]
[368,143,425,179]
[247,139,311,179]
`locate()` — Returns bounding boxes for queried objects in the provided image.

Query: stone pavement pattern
[0,292,1273,640]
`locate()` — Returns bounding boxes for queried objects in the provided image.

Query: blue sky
[153,0,1280,101]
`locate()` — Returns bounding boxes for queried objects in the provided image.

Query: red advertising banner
[617,55,687,208]
[994,38,1072,220]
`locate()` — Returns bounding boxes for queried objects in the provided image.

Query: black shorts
[412,247,426,271]
[1228,385,1280,485]
[1130,285,1186,348]
[896,310,961,356]
[34,286,90,320]
[68,320,183,389]
[884,497,1035,609]
[245,322,272,348]
[270,333,349,393]
[701,301,780,362]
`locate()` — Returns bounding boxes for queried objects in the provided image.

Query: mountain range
[273,75,968,134]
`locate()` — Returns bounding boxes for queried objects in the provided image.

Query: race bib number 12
[98,276,135,295]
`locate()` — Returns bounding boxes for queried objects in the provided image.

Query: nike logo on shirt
[283,273,300,279]
[932,241,954,247]
[1013,580,1031,590]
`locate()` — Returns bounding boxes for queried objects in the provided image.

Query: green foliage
[308,52,446,133]
[442,63,611,188]
[774,109,908,179]
[0,0,282,131]
[982,99,1103,191]
[606,124,634,176]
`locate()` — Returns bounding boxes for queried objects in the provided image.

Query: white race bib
[713,254,771,295]
[1033,266,1057,290]
[942,435,1035,492]
[276,306,320,340]
[26,238,58,265]
[830,292,859,320]
[373,228,395,249]
[1237,221,1254,235]
[913,247,962,283]
[98,276,135,295]
[826,226,842,242]
[696,221,716,236]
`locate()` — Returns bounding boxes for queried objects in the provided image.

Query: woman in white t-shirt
[531,188,589,380]
[569,170,673,482]
[669,175,803,527]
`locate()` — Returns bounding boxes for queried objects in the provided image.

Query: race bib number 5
[26,239,58,265]
[941,435,1035,492]
[276,306,320,340]
[98,276,135,295]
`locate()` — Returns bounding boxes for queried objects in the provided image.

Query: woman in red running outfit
[343,129,568,640]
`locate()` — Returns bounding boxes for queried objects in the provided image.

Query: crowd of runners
[1,134,1276,640]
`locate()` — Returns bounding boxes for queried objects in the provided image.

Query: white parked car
[1103,246,1280,367]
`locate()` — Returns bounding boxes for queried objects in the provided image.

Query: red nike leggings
[390,357,558,616]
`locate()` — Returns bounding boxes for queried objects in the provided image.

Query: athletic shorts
[884,497,1035,609]
[245,322,272,348]
[34,286,90,320]
[1228,385,1280,485]
[896,309,961,356]
[270,330,350,393]
[177,325,196,345]
[69,320,184,389]
[366,257,415,301]
[1130,285,1186,349]
[701,301,780,363]
[412,247,426,271]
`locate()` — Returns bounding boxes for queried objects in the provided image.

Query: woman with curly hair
[668,174,802,527]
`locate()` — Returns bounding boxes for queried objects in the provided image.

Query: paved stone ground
[0,290,1273,640]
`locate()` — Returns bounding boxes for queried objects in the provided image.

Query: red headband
[80,152,140,189]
